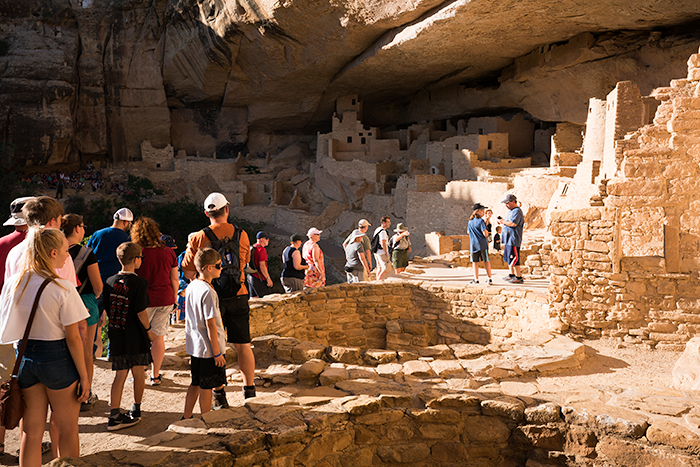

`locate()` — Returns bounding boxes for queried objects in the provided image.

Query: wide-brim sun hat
[3,196,34,226]
[394,223,408,233]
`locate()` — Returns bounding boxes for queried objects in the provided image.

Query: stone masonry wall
[249,283,553,351]
[548,50,700,349]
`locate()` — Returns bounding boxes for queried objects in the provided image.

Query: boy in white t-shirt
[183,248,227,418]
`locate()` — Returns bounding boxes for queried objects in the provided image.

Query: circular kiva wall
[248,282,556,351]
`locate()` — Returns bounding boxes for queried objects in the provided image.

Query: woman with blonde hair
[131,217,178,386]
[302,227,325,288]
[0,228,89,467]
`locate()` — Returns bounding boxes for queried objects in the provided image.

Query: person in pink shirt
[5,197,77,287]
[132,217,178,386]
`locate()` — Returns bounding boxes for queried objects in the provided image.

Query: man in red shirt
[0,196,32,456]
[246,231,273,298]
[0,197,32,290]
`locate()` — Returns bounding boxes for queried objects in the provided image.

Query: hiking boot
[212,390,229,410]
[80,392,98,411]
[107,412,140,431]
[243,385,256,399]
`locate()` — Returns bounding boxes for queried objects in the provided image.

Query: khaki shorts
[147,305,172,336]
[374,253,394,275]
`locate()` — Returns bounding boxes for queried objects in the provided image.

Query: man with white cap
[87,207,133,285]
[497,193,524,284]
[342,219,372,281]
[181,193,255,406]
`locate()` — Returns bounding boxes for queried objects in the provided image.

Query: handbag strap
[11,277,52,378]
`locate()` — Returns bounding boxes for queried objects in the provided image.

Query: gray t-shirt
[184,279,226,359]
[345,242,364,271]
[344,229,370,253]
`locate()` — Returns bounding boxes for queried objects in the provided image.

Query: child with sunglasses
[182,248,227,418]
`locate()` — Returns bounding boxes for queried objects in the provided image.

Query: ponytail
[14,227,65,299]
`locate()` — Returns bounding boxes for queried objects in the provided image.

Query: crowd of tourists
[19,166,106,197]
[0,189,524,464]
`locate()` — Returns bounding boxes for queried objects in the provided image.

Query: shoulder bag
[0,277,51,429]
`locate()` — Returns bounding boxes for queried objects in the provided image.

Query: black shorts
[471,250,489,263]
[190,356,227,390]
[221,294,251,344]
[504,245,520,266]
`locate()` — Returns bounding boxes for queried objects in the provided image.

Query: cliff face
[1,0,700,166]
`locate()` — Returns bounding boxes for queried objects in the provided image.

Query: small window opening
[347,136,352,143]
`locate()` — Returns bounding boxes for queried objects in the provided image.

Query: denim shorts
[18,339,79,390]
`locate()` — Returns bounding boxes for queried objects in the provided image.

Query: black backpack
[203,226,243,299]
[370,228,386,254]
[387,235,397,258]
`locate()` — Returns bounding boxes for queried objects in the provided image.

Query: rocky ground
[1,267,698,465]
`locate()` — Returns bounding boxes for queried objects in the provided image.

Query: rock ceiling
[2,0,700,163]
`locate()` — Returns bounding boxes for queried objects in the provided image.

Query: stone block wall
[249,283,553,351]
[548,50,700,348]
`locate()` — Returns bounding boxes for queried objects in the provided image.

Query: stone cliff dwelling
[5,1,700,466]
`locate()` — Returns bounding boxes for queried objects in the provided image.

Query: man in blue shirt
[498,194,524,284]
[87,207,133,306]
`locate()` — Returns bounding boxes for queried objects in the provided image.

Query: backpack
[244,245,258,275]
[72,245,93,294]
[370,228,386,254]
[387,236,396,258]
[203,226,243,299]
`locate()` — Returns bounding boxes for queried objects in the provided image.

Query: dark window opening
[361,137,366,144]
[347,136,352,143]
[455,144,459,150]
[488,141,493,150]
[352,99,356,105]
[156,163,161,168]
[478,129,484,135]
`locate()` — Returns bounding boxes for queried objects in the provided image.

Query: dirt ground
[0,327,686,465]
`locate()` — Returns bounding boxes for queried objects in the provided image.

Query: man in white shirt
[372,216,394,280]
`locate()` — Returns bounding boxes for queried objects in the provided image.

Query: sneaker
[502,274,515,281]
[80,392,98,411]
[509,277,524,284]
[212,390,229,410]
[107,412,140,431]
[149,375,162,386]
[488,278,493,285]
[243,385,256,399]
[468,280,479,285]
[129,404,141,420]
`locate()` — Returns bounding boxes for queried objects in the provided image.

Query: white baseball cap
[358,219,371,228]
[307,227,323,237]
[113,207,134,221]
[3,197,34,226]
[204,193,229,212]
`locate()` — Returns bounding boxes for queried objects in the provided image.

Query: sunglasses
[212,263,222,269]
